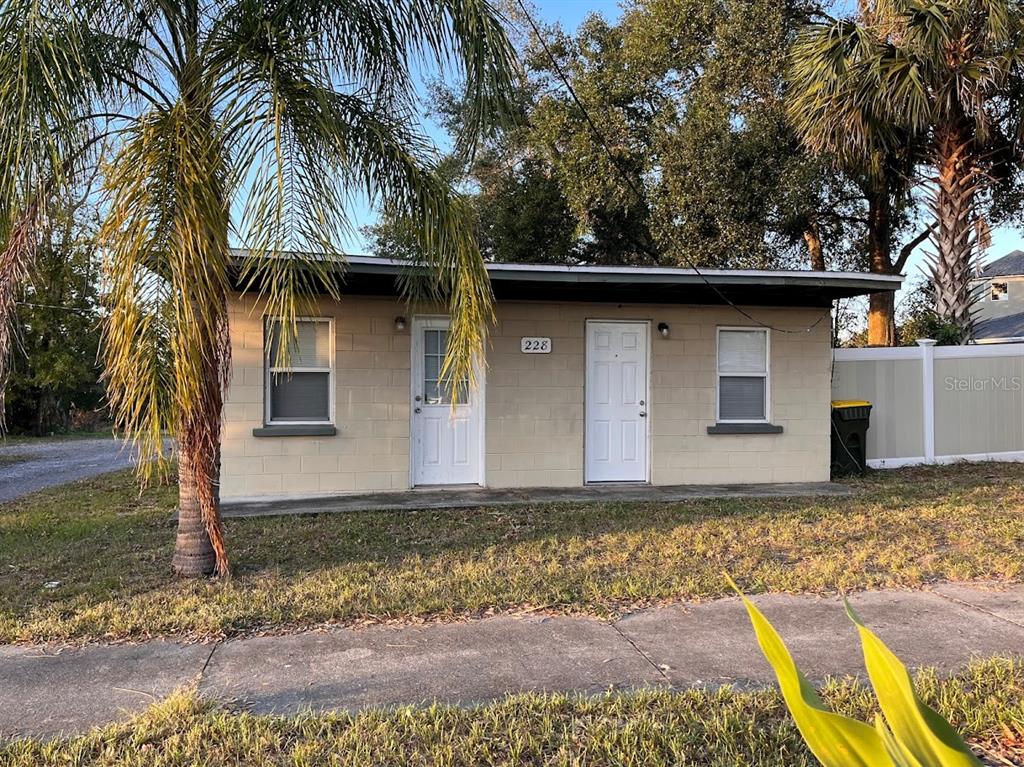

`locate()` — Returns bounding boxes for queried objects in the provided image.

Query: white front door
[411,317,483,486]
[585,320,649,483]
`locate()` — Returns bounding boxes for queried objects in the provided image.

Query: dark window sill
[252,424,337,437]
[707,422,783,435]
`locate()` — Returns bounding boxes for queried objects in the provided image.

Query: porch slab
[220,481,850,518]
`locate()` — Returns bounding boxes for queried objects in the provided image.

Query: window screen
[717,329,768,421]
[266,319,332,423]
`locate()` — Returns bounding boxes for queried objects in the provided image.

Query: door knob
[639,411,647,417]
[414,395,422,402]
[414,407,421,413]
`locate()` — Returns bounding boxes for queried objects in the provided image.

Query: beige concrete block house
[221,257,900,502]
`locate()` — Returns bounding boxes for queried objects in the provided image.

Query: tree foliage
[525,0,861,269]
[365,41,582,265]
[896,280,966,347]
[4,196,102,434]
[370,0,887,273]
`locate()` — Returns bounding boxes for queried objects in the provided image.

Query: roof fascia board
[230,251,902,292]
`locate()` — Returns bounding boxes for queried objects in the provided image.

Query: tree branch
[817,209,869,225]
[894,224,935,273]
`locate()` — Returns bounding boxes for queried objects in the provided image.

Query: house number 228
[520,337,552,353]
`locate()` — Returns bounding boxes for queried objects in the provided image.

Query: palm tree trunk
[171,447,215,576]
[931,123,977,343]
[173,410,229,577]
[865,180,896,346]
[172,303,231,578]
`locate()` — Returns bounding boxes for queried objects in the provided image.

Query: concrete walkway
[2,582,1022,739]
[0,438,135,503]
[221,480,851,518]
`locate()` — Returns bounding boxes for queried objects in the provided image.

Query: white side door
[411,317,483,486]
[585,320,649,482]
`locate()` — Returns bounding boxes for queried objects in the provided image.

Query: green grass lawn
[0,428,113,446]
[0,453,27,467]
[1,462,1023,644]
[3,659,1022,765]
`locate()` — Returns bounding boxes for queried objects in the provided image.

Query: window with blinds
[265,318,333,423]
[716,328,768,422]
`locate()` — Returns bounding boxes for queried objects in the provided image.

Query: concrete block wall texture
[222,294,412,500]
[221,293,833,500]
[485,303,832,488]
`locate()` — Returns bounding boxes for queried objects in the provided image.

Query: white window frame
[991,281,1009,301]
[264,316,335,426]
[715,326,770,424]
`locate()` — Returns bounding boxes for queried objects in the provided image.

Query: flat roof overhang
[231,254,903,308]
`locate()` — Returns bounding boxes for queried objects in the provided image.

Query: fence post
[917,338,937,462]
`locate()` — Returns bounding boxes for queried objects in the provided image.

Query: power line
[514,0,831,335]
[16,301,95,315]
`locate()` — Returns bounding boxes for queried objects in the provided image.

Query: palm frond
[0,0,121,430]
[217,1,504,386]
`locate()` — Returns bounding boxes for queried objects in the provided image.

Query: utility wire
[515,0,831,335]
[16,301,95,315]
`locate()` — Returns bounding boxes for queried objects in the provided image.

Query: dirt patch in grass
[2,658,1022,765]
[1,462,1023,644]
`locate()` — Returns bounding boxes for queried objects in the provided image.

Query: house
[221,257,901,501]
[971,250,1024,343]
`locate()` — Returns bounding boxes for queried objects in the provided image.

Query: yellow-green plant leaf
[728,577,896,767]
[846,600,984,767]
[876,713,927,767]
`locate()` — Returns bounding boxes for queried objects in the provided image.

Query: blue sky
[530,0,621,29]
[346,0,1023,295]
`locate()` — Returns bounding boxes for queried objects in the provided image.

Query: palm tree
[789,0,1024,343]
[788,7,923,347]
[0,0,516,576]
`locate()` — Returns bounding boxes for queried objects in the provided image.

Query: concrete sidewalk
[2,582,1022,739]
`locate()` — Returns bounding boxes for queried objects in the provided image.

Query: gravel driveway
[0,438,139,503]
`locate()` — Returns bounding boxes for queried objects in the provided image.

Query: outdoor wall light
[658,322,670,338]
[394,316,407,331]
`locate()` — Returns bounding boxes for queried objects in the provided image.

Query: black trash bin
[830,400,872,476]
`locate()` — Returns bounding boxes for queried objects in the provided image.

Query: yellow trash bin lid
[831,399,871,408]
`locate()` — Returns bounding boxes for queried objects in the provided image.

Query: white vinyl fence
[832,340,1024,468]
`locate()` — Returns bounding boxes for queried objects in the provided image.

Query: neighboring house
[971,250,1024,343]
[222,257,900,501]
